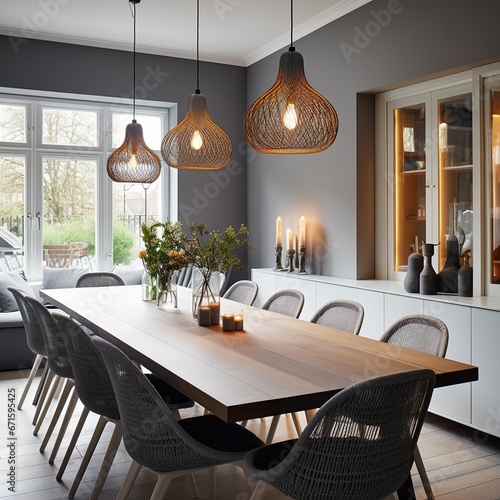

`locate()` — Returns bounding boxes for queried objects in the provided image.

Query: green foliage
[113,222,135,265]
[43,218,136,265]
[186,222,254,273]
[43,219,95,252]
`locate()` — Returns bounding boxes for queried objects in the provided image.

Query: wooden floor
[1,369,500,499]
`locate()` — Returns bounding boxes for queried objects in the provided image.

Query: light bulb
[191,130,203,150]
[129,153,138,169]
[283,103,298,130]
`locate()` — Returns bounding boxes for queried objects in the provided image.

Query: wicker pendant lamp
[244,0,339,154]
[161,0,232,170]
[107,0,161,183]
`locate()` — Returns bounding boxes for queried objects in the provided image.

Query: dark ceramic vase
[420,243,438,295]
[404,251,424,293]
[438,234,460,293]
[458,253,473,297]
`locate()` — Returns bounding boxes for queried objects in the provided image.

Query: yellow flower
[138,249,147,259]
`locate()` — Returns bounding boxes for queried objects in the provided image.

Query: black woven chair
[379,314,449,500]
[75,271,125,287]
[53,313,121,499]
[74,271,126,336]
[7,287,52,416]
[24,295,78,465]
[310,299,364,335]
[261,289,304,318]
[54,313,196,499]
[92,335,263,500]
[245,369,435,500]
[222,280,259,306]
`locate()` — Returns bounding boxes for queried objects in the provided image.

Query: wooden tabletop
[40,285,478,423]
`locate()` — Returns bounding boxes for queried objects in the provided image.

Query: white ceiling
[0,0,370,67]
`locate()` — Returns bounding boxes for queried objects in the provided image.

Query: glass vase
[191,267,222,322]
[142,270,155,301]
[157,275,178,310]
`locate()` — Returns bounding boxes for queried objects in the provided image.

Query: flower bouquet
[140,220,190,309]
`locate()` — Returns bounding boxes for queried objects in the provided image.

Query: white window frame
[0,87,175,281]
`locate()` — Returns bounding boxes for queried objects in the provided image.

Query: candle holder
[294,246,299,268]
[274,243,283,271]
[222,313,235,331]
[287,249,295,272]
[297,245,307,274]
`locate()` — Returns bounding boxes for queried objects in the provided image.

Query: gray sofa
[0,266,144,372]
[0,311,37,371]
[0,268,86,371]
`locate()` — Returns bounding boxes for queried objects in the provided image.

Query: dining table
[40,284,478,421]
[40,284,478,499]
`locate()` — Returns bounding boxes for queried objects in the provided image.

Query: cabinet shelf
[442,164,472,171]
[406,215,426,221]
[402,169,426,176]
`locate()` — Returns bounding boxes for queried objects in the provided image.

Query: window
[0,92,171,280]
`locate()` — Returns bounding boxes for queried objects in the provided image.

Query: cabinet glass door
[393,102,427,272]
[437,93,473,269]
[488,84,500,285]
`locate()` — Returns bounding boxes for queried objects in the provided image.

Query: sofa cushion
[42,267,87,290]
[112,265,143,285]
[0,271,35,312]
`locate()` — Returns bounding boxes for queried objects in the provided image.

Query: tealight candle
[234,314,244,331]
[222,313,235,331]
[197,306,211,326]
[208,301,220,325]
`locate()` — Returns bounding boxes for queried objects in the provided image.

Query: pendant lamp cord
[290,0,295,51]
[196,0,200,94]
[132,2,137,120]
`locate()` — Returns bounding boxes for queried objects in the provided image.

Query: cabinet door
[251,269,276,308]
[436,89,473,271]
[471,308,500,437]
[484,74,500,297]
[384,294,424,330]
[424,301,471,424]
[390,95,431,274]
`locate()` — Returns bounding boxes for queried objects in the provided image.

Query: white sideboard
[251,268,500,438]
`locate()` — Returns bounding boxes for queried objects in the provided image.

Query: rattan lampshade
[161,91,232,170]
[161,0,232,170]
[106,0,162,183]
[244,48,338,154]
[106,120,161,183]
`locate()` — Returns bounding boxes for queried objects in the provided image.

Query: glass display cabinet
[391,86,473,276]
[437,94,473,270]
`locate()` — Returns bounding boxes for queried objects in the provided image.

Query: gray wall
[247,0,500,279]
[3,0,500,282]
[0,35,249,282]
